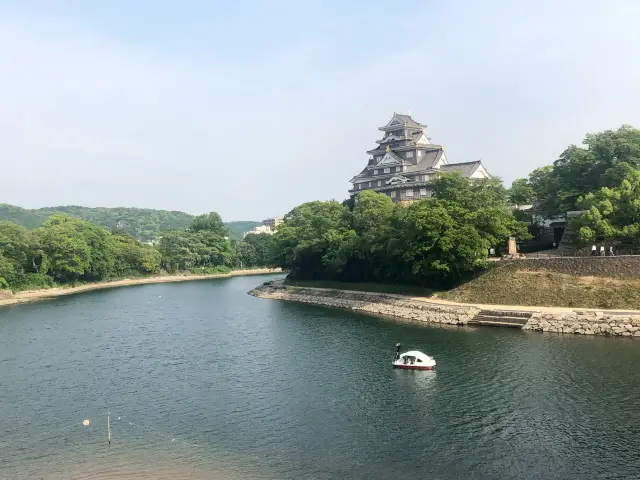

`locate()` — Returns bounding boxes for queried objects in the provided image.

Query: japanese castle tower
[349,113,490,204]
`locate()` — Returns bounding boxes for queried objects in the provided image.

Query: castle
[349,113,490,204]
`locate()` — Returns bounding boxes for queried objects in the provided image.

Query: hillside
[225,221,262,240]
[0,204,260,242]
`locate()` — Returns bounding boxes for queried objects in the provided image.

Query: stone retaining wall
[523,312,640,336]
[0,290,13,300]
[251,281,640,338]
[249,282,479,326]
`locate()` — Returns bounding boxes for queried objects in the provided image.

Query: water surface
[1,275,639,479]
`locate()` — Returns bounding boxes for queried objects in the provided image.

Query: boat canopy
[400,351,432,362]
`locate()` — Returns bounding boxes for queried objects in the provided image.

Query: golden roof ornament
[386,145,391,152]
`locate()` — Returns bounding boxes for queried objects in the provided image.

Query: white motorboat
[392,343,436,370]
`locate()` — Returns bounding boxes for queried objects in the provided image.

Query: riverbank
[0,268,282,307]
[249,280,640,337]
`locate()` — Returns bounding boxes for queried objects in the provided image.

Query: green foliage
[0,204,194,243]
[272,177,529,288]
[225,221,262,240]
[0,215,164,290]
[532,126,640,216]
[242,233,277,267]
[0,203,262,244]
[156,225,233,273]
[190,212,228,236]
[571,162,640,246]
[508,178,536,205]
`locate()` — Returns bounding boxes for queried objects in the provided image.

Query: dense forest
[507,125,640,247]
[273,174,529,288]
[0,211,276,291]
[0,204,260,242]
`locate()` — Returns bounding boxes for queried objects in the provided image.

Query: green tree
[537,126,640,215]
[571,162,640,247]
[274,200,353,279]
[272,178,529,287]
[233,241,257,268]
[508,178,535,205]
[243,233,277,267]
[190,212,227,236]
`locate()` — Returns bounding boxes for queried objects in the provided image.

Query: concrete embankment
[0,268,282,307]
[249,281,640,338]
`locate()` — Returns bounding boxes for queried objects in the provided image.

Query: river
[0,274,639,479]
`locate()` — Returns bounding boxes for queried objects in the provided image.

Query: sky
[1,0,640,221]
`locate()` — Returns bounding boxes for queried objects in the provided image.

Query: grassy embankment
[438,263,640,310]
[285,263,640,310]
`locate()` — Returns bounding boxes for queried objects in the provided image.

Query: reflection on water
[1,275,640,480]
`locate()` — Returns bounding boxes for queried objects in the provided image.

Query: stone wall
[505,256,640,279]
[251,281,640,338]
[249,282,479,326]
[523,312,640,337]
[0,290,13,300]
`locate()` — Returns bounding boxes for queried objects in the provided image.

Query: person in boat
[394,343,401,361]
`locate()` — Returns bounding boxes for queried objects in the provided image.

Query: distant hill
[0,204,261,243]
[225,221,262,240]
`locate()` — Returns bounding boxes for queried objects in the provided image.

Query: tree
[271,178,529,287]
[243,233,276,267]
[571,162,640,246]
[233,241,257,268]
[537,126,640,215]
[190,212,227,236]
[274,200,353,279]
[36,216,93,281]
[508,178,535,205]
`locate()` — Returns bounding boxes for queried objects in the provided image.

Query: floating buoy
[83,419,90,427]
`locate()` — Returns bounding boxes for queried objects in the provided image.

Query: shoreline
[249,280,640,337]
[0,268,282,307]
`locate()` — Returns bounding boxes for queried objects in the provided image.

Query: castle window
[406,189,414,197]
[384,168,390,174]
[396,167,401,172]
[403,166,407,171]
[358,184,362,190]
[368,182,372,187]
[390,191,396,198]
[374,169,378,175]
[417,151,422,157]
[406,151,414,158]
[420,188,427,196]
[377,180,381,186]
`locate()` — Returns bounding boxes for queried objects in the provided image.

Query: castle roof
[440,160,484,177]
[378,113,425,131]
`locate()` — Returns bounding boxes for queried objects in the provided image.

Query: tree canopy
[0,209,275,291]
[510,126,640,217]
[272,174,529,287]
[0,204,261,242]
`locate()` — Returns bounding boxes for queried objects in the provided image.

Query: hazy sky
[1,1,640,221]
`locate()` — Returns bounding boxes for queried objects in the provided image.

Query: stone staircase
[468,309,533,328]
